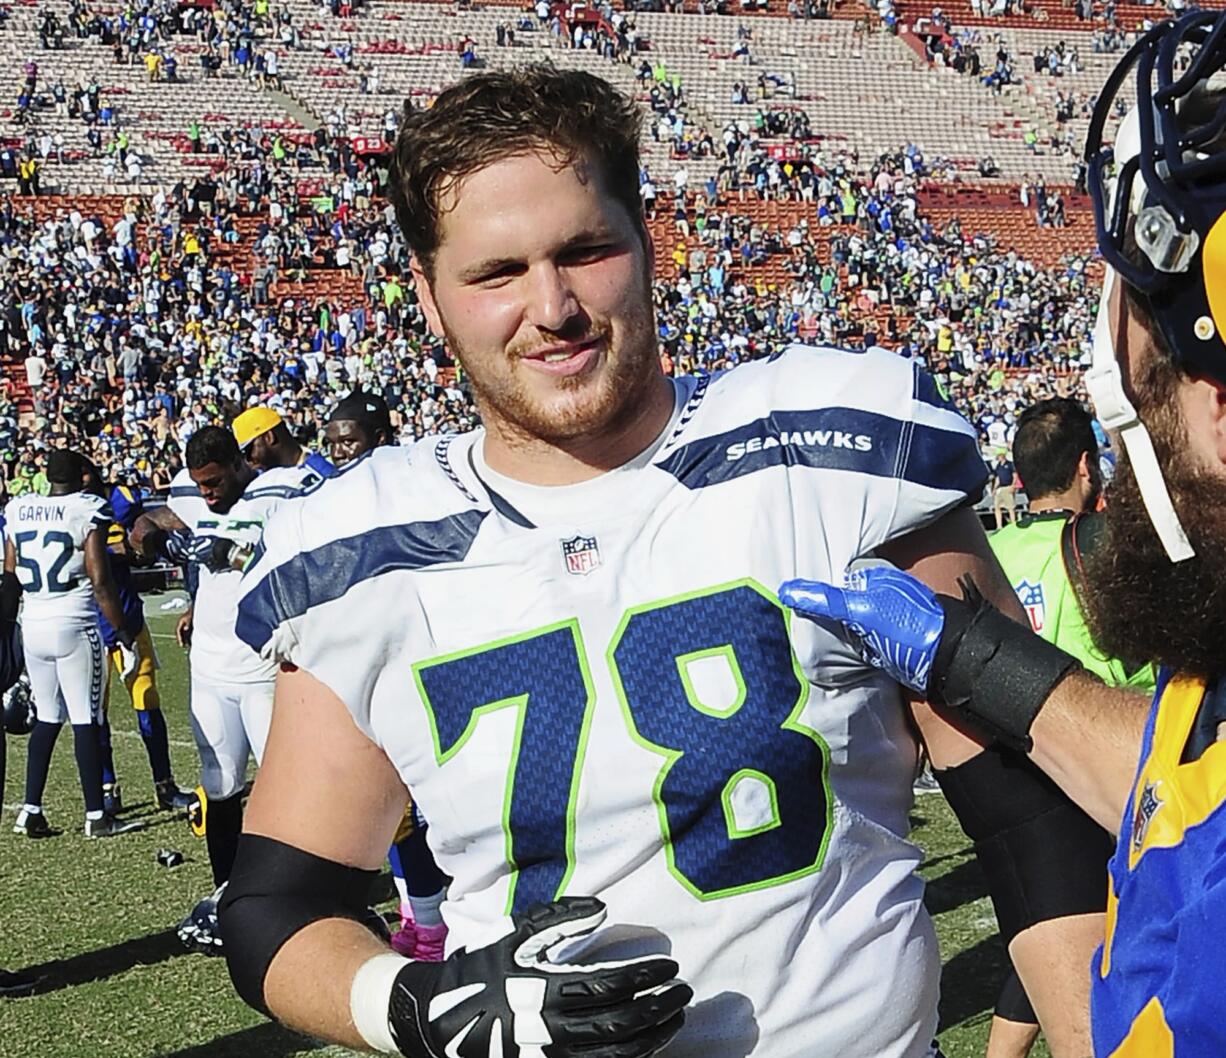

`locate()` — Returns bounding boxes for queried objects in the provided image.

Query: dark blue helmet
[1086,9,1226,385]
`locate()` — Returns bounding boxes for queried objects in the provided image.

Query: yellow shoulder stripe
[1129,675,1222,870]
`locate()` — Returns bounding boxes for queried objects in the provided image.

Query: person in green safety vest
[991,398,1156,692]
[985,397,1156,1058]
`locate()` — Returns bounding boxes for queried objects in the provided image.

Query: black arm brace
[936,748,1113,944]
[218,833,379,1017]
[930,579,1082,752]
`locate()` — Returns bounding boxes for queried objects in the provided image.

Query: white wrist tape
[350,951,409,1054]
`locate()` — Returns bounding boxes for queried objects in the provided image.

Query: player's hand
[176,607,194,649]
[781,566,1081,752]
[116,639,139,681]
[202,538,239,574]
[388,897,690,1058]
[780,565,944,695]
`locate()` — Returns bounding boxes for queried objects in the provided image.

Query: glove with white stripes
[385,897,691,1058]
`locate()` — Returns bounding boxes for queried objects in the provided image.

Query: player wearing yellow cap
[233,406,335,478]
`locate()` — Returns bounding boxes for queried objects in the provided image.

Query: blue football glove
[780,566,1082,752]
[779,565,946,696]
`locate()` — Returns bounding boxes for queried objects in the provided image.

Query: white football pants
[188,674,274,800]
[23,618,106,725]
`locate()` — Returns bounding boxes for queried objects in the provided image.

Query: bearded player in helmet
[782,11,1226,1055]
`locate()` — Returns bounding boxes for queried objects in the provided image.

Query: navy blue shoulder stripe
[169,486,199,497]
[655,407,988,497]
[235,508,488,652]
[244,485,308,500]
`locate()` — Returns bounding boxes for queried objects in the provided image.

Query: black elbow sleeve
[219,833,380,1017]
[936,748,1113,945]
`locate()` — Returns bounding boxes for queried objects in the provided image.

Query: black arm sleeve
[218,833,380,1017]
[936,747,1113,945]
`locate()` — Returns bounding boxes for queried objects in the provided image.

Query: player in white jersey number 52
[222,69,1104,1058]
[4,450,141,839]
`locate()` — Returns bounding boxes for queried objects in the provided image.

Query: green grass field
[0,596,1049,1058]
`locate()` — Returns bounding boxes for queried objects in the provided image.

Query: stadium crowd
[0,130,1093,500]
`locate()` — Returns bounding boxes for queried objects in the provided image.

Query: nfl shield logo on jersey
[1015,579,1046,633]
[561,535,601,576]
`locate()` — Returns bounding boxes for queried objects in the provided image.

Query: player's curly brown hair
[387,65,645,280]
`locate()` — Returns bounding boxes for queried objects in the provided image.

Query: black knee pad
[937,748,1112,943]
[995,965,1037,1024]
[219,833,378,1016]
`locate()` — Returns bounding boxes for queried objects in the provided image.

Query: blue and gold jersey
[1093,670,1226,1057]
[96,484,145,646]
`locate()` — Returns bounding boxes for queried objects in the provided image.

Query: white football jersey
[170,462,327,684]
[5,490,110,623]
[238,346,987,1058]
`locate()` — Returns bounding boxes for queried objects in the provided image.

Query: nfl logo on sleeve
[1015,580,1046,634]
[561,535,601,576]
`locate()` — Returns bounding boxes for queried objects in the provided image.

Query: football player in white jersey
[129,425,327,951]
[222,69,1102,1058]
[4,449,141,839]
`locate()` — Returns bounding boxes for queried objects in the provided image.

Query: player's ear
[410,254,445,340]
[1076,449,1092,482]
[1196,373,1226,469]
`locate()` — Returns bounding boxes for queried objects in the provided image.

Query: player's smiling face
[411,149,663,454]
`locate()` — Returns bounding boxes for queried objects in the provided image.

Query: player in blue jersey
[779,13,1226,1056]
[80,460,194,815]
[219,68,1106,1058]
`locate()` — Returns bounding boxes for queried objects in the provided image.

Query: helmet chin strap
[1086,267,1195,562]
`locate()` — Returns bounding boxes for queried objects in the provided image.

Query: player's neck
[1027,489,1084,516]
[480,374,677,486]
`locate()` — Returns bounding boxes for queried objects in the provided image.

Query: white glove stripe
[507,976,552,1052]
[430,982,486,1021]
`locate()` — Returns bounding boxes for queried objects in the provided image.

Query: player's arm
[226,665,409,1047]
[129,505,187,559]
[858,507,1116,1058]
[222,668,690,1057]
[877,504,1022,770]
[83,526,131,644]
[1024,672,1148,829]
[3,537,14,576]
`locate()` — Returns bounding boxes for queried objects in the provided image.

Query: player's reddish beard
[1079,394,1226,679]
[446,273,662,448]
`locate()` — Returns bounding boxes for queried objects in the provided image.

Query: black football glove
[388,897,691,1058]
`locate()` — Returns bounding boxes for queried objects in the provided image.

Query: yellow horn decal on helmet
[1205,210,1226,338]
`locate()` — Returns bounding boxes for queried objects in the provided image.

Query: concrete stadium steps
[893,0,1194,33]
[0,7,305,190]
[0,0,1143,191]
